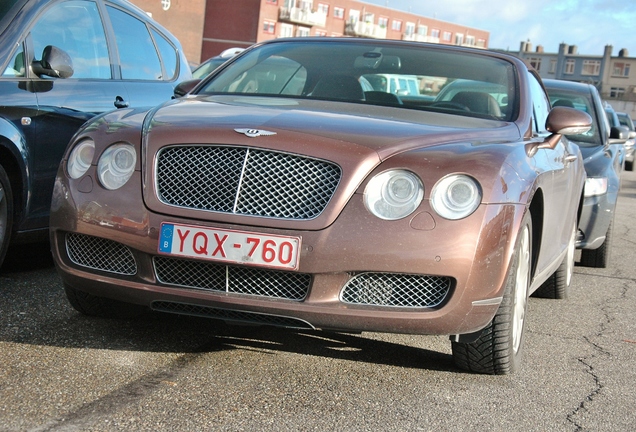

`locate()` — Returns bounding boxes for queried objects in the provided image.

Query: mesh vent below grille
[156,145,341,220]
[153,256,311,301]
[66,233,137,275]
[341,273,451,308]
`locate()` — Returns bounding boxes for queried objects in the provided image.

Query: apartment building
[130,0,489,64]
[505,41,636,108]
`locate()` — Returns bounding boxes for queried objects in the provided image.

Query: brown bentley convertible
[50,38,591,374]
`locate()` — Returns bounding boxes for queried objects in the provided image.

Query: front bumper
[50,172,524,336]
[576,193,615,249]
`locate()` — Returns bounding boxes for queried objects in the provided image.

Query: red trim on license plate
[158,223,301,270]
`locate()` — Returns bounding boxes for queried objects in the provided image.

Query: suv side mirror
[609,125,629,142]
[31,45,73,79]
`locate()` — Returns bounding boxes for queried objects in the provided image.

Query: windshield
[546,89,601,146]
[197,40,517,121]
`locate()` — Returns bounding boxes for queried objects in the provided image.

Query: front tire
[580,219,613,268]
[533,220,575,299]
[0,164,14,271]
[452,212,532,375]
[64,284,147,319]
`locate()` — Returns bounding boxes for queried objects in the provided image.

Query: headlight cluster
[364,170,482,221]
[364,170,424,220]
[431,174,482,220]
[67,140,137,190]
[584,177,608,197]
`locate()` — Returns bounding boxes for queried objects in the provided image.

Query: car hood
[140,96,524,230]
[146,95,519,160]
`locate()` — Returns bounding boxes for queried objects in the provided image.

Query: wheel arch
[0,118,30,229]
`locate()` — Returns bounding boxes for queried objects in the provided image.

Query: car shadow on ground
[1,241,54,273]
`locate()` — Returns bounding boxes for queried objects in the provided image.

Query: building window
[477,38,486,48]
[317,3,328,16]
[564,59,575,74]
[581,60,601,76]
[363,13,374,23]
[391,20,402,31]
[378,17,388,28]
[315,30,327,37]
[298,0,313,9]
[549,59,557,74]
[610,87,625,98]
[442,31,451,42]
[417,25,427,36]
[349,9,360,23]
[466,35,475,46]
[613,62,631,77]
[296,26,310,37]
[280,23,293,38]
[333,7,344,19]
[431,28,440,38]
[263,20,276,34]
[455,33,464,45]
[405,22,415,36]
[527,57,542,71]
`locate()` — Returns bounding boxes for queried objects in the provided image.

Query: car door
[528,73,580,270]
[23,0,129,229]
[104,4,180,109]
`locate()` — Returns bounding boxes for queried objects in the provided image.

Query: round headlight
[364,170,424,220]
[97,143,137,190]
[67,139,95,179]
[431,174,481,220]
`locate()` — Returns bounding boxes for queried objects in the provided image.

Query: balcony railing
[344,21,387,39]
[279,7,326,27]
[402,33,440,43]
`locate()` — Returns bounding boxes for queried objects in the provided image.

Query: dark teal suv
[0,0,191,269]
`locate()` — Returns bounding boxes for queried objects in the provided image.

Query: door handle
[564,154,578,164]
[114,96,129,109]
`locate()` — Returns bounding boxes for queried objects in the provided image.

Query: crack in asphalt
[30,339,222,432]
[565,279,630,431]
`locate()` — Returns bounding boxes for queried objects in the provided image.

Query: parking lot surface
[1,172,635,431]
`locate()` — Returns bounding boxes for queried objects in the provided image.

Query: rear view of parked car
[0,0,192,269]
[544,79,626,268]
[616,111,635,171]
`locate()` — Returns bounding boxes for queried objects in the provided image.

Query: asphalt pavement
[1,171,635,431]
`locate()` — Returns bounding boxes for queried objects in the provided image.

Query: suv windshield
[197,40,517,121]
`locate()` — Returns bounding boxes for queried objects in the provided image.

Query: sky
[361,0,636,56]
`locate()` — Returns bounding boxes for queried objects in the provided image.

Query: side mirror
[31,45,73,78]
[628,130,636,139]
[527,106,592,156]
[610,125,629,140]
[173,79,201,98]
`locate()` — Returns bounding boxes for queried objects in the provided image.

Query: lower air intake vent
[341,272,451,308]
[66,233,137,275]
[153,256,311,301]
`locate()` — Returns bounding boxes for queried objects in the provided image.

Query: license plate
[158,223,301,270]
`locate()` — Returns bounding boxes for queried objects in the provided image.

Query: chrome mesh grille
[153,256,311,301]
[341,273,451,308]
[156,145,341,219]
[66,233,137,275]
